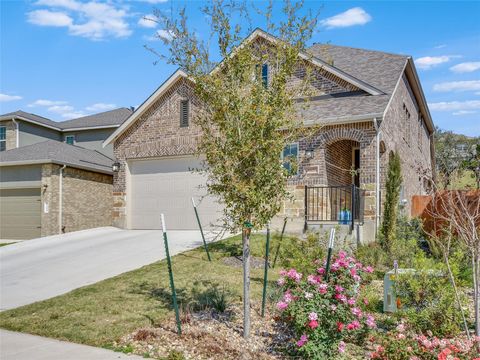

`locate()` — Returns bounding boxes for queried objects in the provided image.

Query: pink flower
[308,312,318,321]
[276,301,288,311]
[366,314,376,329]
[287,268,302,282]
[279,269,287,276]
[318,283,328,294]
[396,323,405,333]
[331,304,337,311]
[297,334,308,347]
[350,268,357,277]
[351,307,362,318]
[277,277,285,286]
[335,293,347,303]
[317,267,325,275]
[307,275,317,285]
[396,333,406,339]
[338,341,346,354]
[347,297,356,306]
[353,274,361,282]
[337,322,344,332]
[338,250,347,258]
[331,263,340,271]
[308,320,318,329]
[284,291,294,303]
[346,320,361,330]
[365,266,374,273]
[335,285,344,293]
[363,298,369,305]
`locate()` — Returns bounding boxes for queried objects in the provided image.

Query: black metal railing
[304,185,365,231]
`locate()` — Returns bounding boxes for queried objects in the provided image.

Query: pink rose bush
[276,251,376,358]
[369,323,480,360]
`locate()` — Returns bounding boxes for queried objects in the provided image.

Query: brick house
[104,29,434,240]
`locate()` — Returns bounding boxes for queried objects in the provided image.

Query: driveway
[0,226,222,311]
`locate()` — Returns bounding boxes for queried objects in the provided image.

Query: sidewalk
[0,329,144,360]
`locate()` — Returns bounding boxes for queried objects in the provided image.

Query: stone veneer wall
[0,120,16,150]
[41,164,113,236]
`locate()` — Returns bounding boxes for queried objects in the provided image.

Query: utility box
[383,269,415,313]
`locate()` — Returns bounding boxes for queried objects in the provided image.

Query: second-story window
[65,135,75,145]
[261,63,268,88]
[0,126,7,151]
[180,100,189,128]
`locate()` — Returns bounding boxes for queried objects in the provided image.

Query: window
[282,143,299,175]
[65,135,75,145]
[180,100,189,127]
[403,103,411,145]
[0,126,6,151]
[261,63,268,88]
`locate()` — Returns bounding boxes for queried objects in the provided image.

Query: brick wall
[0,120,16,150]
[41,164,113,236]
[380,74,433,215]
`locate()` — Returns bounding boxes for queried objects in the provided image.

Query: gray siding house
[0,108,132,239]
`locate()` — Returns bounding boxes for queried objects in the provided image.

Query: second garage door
[0,188,41,240]
[128,157,222,230]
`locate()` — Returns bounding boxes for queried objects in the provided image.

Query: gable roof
[0,108,132,131]
[0,140,113,174]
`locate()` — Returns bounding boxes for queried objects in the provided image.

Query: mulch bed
[114,302,293,359]
[222,256,266,269]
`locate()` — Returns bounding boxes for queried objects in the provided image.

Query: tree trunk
[242,228,251,338]
[474,255,480,337]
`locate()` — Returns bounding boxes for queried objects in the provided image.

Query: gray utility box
[383,269,415,313]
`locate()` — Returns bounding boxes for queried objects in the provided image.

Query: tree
[149,0,318,338]
[424,190,480,338]
[462,143,480,189]
[381,151,402,252]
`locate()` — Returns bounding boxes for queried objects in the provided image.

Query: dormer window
[180,100,189,128]
[65,135,75,145]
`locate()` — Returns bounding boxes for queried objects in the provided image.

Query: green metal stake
[324,228,336,282]
[261,224,271,317]
[272,217,287,268]
[161,214,182,335]
[191,198,211,262]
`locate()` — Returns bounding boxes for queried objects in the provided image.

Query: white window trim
[0,126,6,151]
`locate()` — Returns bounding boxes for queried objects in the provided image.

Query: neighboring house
[0,141,113,239]
[0,108,132,240]
[0,108,133,157]
[104,29,434,240]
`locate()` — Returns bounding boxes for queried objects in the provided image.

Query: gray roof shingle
[0,108,132,131]
[0,140,113,174]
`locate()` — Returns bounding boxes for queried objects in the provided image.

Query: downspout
[373,118,381,235]
[12,118,19,148]
[59,165,66,234]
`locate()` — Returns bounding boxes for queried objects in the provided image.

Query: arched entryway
[325,139,361,187]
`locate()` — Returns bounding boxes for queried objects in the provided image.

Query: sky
[1,1,479,136]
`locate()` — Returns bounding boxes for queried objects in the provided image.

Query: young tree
[149,1,318,338]
[381,151,402,252]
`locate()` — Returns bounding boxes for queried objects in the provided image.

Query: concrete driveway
[0,226,222,311]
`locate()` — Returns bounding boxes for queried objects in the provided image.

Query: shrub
[381,151,402,252]
[369,324,480,360]
[276,251,376,359]
[394,265,467,337]
[273,232,326,274]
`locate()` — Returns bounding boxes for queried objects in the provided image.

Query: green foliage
[162,350,186,360]
[381,151,402,252]
[273,232,326,274]
[395,263,467,337]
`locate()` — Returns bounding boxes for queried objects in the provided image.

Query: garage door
[129,157,222,230]
[0,188,41,240]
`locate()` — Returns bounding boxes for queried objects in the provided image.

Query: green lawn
[0,234,281,348]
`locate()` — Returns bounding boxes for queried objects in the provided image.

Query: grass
[0,243,12,247]
[0,233,285,348]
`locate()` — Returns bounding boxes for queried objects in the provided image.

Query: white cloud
[61,112,86,119]
[0,93,22,102]
[320,7,372,29]
[28,0,131,40]
[450,62,480,74]
[434,44,446,49]
[85,103,116,111]
[47,105,74,114]
[144,29,174,42]
[415,55,454,70]
[138,14,157,28]
[28,99,67,107]
[27,9,73,27]
[429,100,480,111]
[433,80,480,92]
[453,110,477,116]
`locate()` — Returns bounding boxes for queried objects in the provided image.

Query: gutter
[11,117,19,148]
[59,164,66,234]
[0,159,113,175]
[373,117,381,234]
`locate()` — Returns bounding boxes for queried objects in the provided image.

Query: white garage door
[128,157,222,230]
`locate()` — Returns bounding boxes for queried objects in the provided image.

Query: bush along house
[104,29,434,243]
